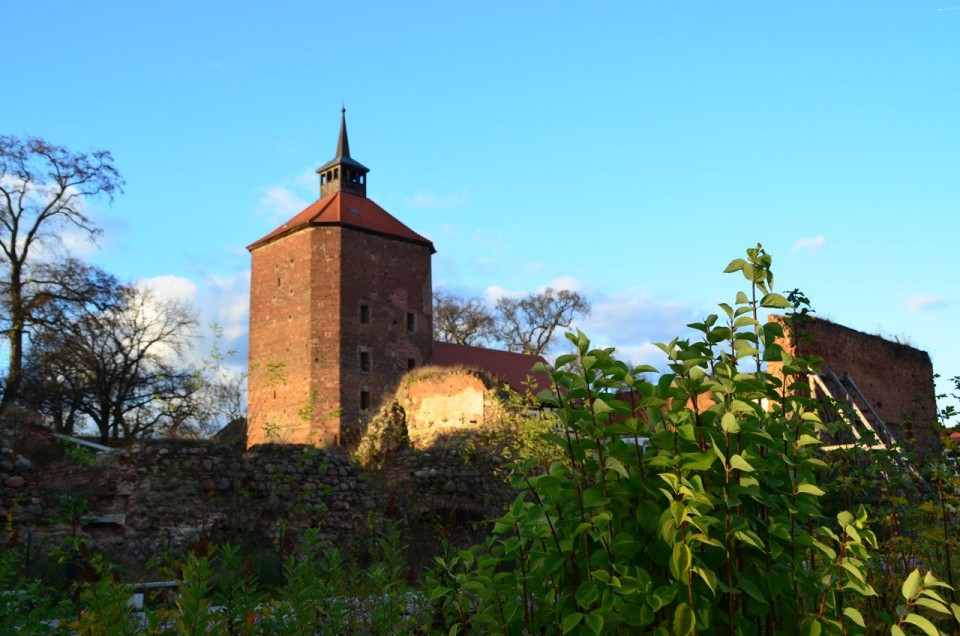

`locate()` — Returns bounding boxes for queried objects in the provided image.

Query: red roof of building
[433,341,551,396]
[248,191,435,251]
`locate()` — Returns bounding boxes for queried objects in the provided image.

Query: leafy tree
[0,135,123,409]
[493,287,590,355]
[433,289,497,346]
[24,281,198,443]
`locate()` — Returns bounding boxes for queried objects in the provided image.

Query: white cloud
[580,287,703,347]
[258,185,310,222]
[790,235,826,255]
[906,293,948,312]
[136,274,199,304]
[134,271,250,371]
[543,275,582,293]
[483,284,523,304]
[408,189,469,209]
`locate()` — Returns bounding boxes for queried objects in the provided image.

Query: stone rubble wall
[1,435,382,568]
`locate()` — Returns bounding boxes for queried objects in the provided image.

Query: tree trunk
[1,268,25,411]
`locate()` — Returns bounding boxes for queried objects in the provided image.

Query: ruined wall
[770,317,940,461]
[394,367,508,449]
[1,435,380,571]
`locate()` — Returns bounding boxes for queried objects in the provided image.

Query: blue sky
[4,2,959,412]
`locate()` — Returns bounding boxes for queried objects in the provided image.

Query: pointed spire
[336,107,351,159]
[317,108,369,199]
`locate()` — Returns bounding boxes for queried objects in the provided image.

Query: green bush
[430,246,960,635]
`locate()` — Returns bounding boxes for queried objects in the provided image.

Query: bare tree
[493,288,590,355]
[0,135,123,408]
[24,283,198,444]
[433,289,496,346]
[19,260,121,435]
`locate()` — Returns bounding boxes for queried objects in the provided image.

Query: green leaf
[604,455,629,478]
[843,607,865,627]
[724,258,747,273]
[903,613,940,636]
[592,397,614,414]
[673,603,696,636]
[681,451,715,472]
[692,566,718,596]
[797,434,821,447]
[552,354,576,369]
[759,292,792,309]
[800,617,822,636]
[796,483,825,497]
[729,454,755,472]
[914,597,951,614]
[891,626,905,636]
[669,543,693,581]
[952,603,960,623]
[721,411,740,433]
[562,612,584,634]
[902,569,923,601]
[585,612,604,636]
[709,436,726,464]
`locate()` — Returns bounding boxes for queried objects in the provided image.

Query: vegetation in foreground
[3,245,960,634]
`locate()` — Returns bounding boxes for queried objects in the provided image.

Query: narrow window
[406,312,415,333]
[360,304,370,324]
[360,391,370,411]
[407,358,416,370]
[360,350,370,372]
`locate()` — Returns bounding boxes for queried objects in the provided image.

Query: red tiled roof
[433,341,550,396]
[248,192,435,251]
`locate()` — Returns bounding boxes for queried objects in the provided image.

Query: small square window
[406,312,415,333]
[360,391,370,411]
[360,304,370,324]
[360,350,370,372]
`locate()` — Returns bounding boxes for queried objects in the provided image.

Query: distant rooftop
[433,341,549,396]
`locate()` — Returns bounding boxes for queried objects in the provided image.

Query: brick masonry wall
[249,225,432,449]
[328,228,433,444]
[395,368,506,449]
[770,317,940,460]
[248,229,328,447]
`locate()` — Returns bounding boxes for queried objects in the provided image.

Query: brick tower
[247,111,435,448]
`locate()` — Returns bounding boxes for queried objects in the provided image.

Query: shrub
[431,246,960,635]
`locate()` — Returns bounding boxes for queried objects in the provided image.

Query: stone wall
[3,421,520,576]
[1,433,381,571]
